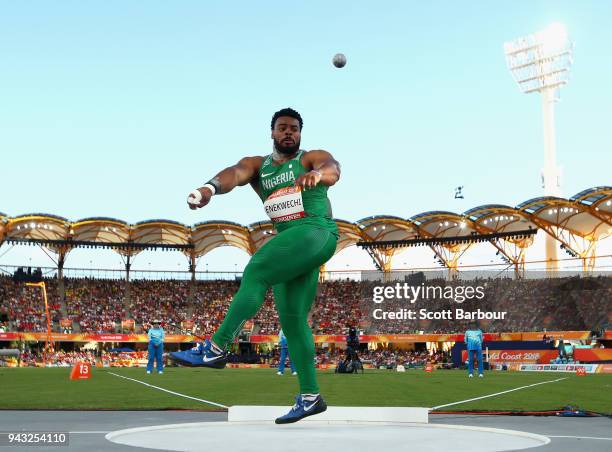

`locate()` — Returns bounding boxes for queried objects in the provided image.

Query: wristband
[205,179,221,193]
[202,183,217,196]
[311,170,322,178]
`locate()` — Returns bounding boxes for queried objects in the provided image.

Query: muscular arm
[296,150,341,189]
[207,156,262,194]
[187,156,262,209]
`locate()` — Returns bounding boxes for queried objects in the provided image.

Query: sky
[0,1,610,274]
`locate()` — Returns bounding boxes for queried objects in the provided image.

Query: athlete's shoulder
[236,155,266,171]
[303,149,333,156]
[301,149,337,162]
[238,155,266,165]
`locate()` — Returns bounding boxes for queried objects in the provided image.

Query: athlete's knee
[233,287,266,314]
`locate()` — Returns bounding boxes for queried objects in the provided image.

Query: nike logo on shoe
[302,400,318,412]
[202,354,222,363]
[275,395,327,424]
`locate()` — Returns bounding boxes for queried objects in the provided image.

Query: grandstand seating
[0,274,610,335]
[0,277,61,332]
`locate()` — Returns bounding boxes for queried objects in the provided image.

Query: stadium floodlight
[504,21,573,196]
[505,23,572,96]
[504,22,573,270]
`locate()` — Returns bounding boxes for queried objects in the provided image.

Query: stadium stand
[0,277,61,332]
[1,274,610,335]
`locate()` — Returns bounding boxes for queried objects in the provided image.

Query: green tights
[212,225,337,394]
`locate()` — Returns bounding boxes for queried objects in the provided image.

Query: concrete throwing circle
[106,421,550,452]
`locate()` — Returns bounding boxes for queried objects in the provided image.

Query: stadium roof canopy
[71,217,130,250]
[335,219,363,255]
[517,196,610,240]
[408,211,476,238]
[192,220,251,257]
[570,186,612,224]
[464,205,537,234]
[0,212,7,242]
[132,220,191,251]
[571,186,612,205]
[1,186,610,264]
[7,213,70,242]
[356,215,419,241]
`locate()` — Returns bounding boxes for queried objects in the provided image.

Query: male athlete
[171,108,340,424]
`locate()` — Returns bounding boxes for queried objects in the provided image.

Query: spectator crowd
[1,274,610,335]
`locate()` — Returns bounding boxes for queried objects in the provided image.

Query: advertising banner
[519,363,599,373]
[462,349,558,364]
[2,331,611,347]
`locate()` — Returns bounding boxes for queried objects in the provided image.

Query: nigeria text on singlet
[258,150,338,236]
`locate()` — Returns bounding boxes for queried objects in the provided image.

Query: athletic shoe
[146,370,151,374]
[292,372,298,376]
[277,371,283,375]
[468,374,473,378]
[275,395,327,424]
[169,339,227,369]
[478,374,484,378]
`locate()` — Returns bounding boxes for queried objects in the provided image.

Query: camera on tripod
[336,326,364,374]
[13,267,43,283]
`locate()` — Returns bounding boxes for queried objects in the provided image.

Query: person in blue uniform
[277,329,297,375]
[464,322,484,378]
[147,320,165,374]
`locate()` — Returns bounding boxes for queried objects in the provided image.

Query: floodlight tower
[504,22,573,271]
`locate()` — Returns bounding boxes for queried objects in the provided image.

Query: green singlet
[257,150,338,236]
[212,150,338,394]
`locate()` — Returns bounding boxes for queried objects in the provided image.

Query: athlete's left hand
[295,170,321,190]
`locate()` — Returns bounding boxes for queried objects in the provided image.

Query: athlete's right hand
[187,187,213,210]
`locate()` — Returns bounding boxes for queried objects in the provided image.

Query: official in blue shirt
[147,320,165,374]
[277,329,296,376]
[464,322,484,378]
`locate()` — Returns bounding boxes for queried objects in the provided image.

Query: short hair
[271,108,303,130]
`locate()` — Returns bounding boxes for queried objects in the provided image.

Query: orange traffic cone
[69,362,92,380]
[424,363,434,373]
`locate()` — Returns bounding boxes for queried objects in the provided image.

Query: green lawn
[1,367,610,414]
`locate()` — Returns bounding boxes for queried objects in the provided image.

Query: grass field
[1,367,610,414]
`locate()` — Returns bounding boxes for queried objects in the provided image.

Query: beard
[273,137,300,155]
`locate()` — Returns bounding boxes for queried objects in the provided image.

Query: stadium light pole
[504,22,573,271]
